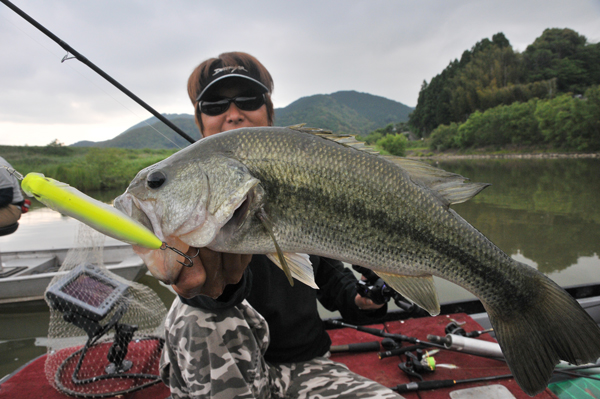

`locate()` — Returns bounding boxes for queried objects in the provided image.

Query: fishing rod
[1,0,196,145]
[328,320,508,362]
[327,320,443,348]
[391,374,514,394]
[392,363,600,394]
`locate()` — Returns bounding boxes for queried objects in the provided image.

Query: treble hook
[160,243,200,267]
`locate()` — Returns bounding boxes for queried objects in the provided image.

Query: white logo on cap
[213,66,248,76]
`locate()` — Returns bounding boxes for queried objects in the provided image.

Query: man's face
[200,83,269,137]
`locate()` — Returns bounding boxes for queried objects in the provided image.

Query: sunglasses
[198,94,266,116]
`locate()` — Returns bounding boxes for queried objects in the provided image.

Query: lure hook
[161,243,200,267]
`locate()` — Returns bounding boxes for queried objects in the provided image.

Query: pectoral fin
[257,209,294,287]
[267,253,317,289]
[375,271,440,315]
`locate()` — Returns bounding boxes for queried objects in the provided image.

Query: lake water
[0,157,599,379]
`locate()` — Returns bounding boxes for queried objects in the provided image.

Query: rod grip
[393,379,455,393]
[330,341,381,353]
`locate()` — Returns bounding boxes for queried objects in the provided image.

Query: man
[0,156,23,228]
[159,52,403,398]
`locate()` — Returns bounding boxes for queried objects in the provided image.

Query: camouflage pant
[160,297,404,399]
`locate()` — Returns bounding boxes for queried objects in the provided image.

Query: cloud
[1,0,599,145]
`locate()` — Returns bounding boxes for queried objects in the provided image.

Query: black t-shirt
[180,254,387,364]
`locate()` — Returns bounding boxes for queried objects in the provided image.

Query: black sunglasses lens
[199,95,265,116]
[234,95,265,111]
[200,99,230,116]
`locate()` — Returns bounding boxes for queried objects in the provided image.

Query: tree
[492,32,510,48]
[523,28,599,94]
[47,139,64,147]
[411,28,600,138]
[410,33,520,135]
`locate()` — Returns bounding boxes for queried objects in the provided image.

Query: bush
[536,86,600,151]
[428,83,599,152]
[376,134,407,156]
[429,123,459,151]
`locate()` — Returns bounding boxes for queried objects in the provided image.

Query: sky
[1,0,599,147]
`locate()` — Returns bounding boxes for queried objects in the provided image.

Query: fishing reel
[353,265,419,313]
[398,349,436,381]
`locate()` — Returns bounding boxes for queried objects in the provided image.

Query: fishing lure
[20,172,196,266]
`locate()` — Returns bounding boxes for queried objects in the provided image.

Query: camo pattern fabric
[160,297,404,399]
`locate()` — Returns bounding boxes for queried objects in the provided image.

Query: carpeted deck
[328,313,559,398]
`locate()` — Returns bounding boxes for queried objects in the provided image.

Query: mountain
[71,114,201,149]
[71,91,413,148]
[274,91,413,135]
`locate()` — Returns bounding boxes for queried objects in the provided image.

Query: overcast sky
[1,0,599,147]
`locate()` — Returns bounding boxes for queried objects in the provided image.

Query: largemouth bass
[114,126,600,396]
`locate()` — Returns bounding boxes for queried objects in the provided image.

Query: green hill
[72,91,413,148]
[71,114,201,149]
[274,90,413,135]
[409,29,600,136]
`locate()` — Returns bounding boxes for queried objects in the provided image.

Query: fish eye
[147,171,166,189]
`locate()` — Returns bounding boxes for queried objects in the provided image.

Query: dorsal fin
[383,157,490,206]
[287,124,489,206]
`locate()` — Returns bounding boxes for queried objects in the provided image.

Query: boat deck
[0,313,561,399]
[328,313,558,398]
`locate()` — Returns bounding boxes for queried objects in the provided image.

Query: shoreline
[407,152,600,160]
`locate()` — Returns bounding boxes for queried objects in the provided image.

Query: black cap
[196,65,269,102]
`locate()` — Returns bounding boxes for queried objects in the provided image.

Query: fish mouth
[130,196,167,241]
[116,193,201,287]
[115,190,241,298]
[114,192,157,236]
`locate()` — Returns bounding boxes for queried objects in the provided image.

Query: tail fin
[487,274,600,396]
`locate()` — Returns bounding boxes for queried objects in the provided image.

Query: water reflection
[440,158,600,284]
[454,202,600,275]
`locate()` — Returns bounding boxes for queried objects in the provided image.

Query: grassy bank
[1,145,177,192]
[3,143,597,195]
[405,141,600,159]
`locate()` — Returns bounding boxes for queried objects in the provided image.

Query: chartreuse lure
[20,173,195,265]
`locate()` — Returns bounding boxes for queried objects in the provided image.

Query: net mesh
[44,224,168,397]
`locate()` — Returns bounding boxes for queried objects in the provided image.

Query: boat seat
[0,222,19,237]
[4,256,58,276]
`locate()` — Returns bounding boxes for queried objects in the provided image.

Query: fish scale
[115,125,600,396]
[239,131,487,282]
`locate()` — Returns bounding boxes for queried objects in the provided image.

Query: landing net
[43,223,168,397]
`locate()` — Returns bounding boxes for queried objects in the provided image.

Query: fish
[114,125,600,396]
[21,172,163,249]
